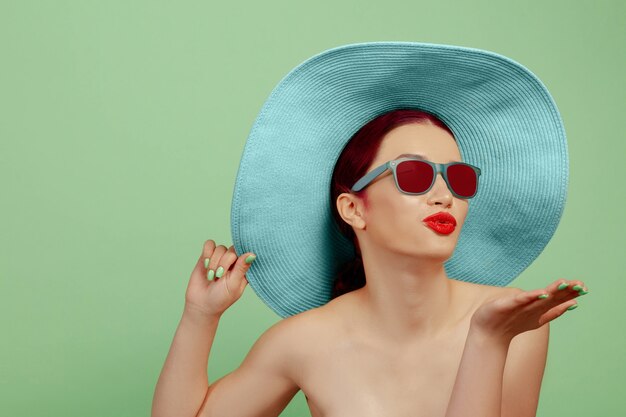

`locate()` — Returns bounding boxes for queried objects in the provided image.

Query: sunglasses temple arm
[350,163,390,192]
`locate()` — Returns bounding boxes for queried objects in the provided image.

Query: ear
[336,192,366,230]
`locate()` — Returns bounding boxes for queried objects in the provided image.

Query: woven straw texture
[230,41,568,318]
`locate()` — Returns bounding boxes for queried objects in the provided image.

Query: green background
[1,1,624,416]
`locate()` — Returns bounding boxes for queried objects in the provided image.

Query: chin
[419,240,458,258]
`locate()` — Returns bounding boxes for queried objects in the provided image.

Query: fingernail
[557,283,569,290]
[572,285,583,291]
[245,255,257,264]
[208,269,215,280]
[216,266,224,278]
[566,304,578,311]
[579,289,589,295]
[204,258,210,269]
[537,294,549,299]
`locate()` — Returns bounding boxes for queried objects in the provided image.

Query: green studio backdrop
[1,1,624,416]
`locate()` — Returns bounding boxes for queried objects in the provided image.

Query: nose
[426,173,453,207]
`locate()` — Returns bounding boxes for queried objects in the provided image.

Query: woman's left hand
[471,279,589,344]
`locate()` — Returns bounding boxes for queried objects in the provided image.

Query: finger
[538,300,578,326]
[199,239,217,268]
[191,240,217,283]
[228,252,256,290]
[541,279,572,302]
[493,287,548,311]
[548,278,569,293]
[202,239,217,257]
[213,247,238,281]
[195,239,216,267]
[206,245,228,281]
[548,278,586,292]
[515,288,551,303]
[496,288,555,316]
[549,278,589,301]
[220,245,238,283]
[568,279,588,295]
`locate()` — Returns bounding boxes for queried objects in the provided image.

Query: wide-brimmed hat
[230,41,568,318]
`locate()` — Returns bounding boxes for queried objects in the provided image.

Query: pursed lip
[422,211,457,226]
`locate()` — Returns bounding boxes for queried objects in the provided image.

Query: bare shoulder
[267,305,338,383]
[275,304,337,344]
[197,309,328,417]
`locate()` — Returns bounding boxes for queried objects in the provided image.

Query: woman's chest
[298,327,470,417]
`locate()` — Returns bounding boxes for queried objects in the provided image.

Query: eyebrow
[395,153,427,160]
[394,153,462,163]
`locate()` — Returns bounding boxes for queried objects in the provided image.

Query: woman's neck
[351,256,464,345]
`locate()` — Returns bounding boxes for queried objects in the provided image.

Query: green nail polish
[208,269,215,280]
[216,266,224,278]
[579,290,589,295]
[204,258,210,269]
[572,285,583,291]
[537,294,549,299]
[245,255,257,264]
[566,304,578,311]
[557,283,569,290]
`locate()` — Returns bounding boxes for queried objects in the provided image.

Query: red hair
[329,108,455,300]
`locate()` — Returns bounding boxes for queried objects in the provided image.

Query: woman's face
[355,122,469,263]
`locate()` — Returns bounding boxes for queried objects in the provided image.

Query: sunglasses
[351,157,482,199]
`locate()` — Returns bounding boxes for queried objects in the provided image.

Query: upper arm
[501,317,550,417]
[196,318,301,417]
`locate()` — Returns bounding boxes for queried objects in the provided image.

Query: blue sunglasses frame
[350,157,482,199]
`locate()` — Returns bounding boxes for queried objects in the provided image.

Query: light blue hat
[230,41,569,318]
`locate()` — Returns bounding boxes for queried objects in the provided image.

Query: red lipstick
[422,212,457,235]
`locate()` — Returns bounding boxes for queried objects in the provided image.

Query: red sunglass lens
[447,164,478,197]
[396,161,434,193]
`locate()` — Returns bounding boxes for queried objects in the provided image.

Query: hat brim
[231,41,568,318]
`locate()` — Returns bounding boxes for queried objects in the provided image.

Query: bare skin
[153,122,587,417]
[288,278,506,417]
[289,122,585,416]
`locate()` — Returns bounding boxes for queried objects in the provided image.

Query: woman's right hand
[184,239,256,318]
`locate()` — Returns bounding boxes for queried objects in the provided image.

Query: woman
[152,42,588,417]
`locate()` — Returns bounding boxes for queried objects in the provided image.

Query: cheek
[366,195,420,239]
[455,202,470,228]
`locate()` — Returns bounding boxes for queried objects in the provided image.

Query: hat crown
[231,41,568,318]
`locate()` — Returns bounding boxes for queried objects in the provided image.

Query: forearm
[152,305,222,417]
[445,326,511,417]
